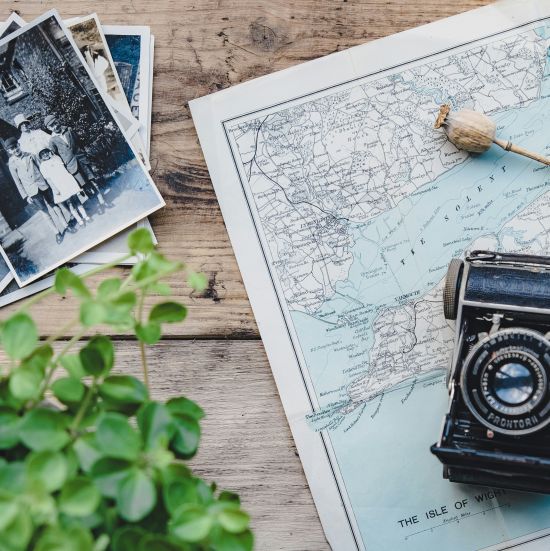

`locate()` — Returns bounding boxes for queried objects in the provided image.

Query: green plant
[0,229,253,551]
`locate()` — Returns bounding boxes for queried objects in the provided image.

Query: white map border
[190,2,550,549]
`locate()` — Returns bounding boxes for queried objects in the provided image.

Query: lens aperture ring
[461,328,550,435]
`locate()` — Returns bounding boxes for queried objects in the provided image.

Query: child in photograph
[6,137,70,244]
[38,148,91,227]
[14,114,52,158]
[45,115,113,213]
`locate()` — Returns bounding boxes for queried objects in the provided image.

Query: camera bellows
[434,104,550,166]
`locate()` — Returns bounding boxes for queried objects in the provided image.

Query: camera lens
[493,362,534,405]
[461,328,550,435]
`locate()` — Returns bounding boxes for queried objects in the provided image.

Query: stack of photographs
[0,11,160,306]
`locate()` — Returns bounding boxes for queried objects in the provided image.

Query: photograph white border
[0,11,26,35]
[148,35,154,158]
[75,218,157,265]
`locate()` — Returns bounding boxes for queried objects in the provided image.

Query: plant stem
[119,270,135,291]
[54,330,86,365]
[139,340,150,390]
[71,379,97,432]
[34,329,86,406]
[138,289,150,390]
[126,264,184,293]
[17,255,182,405]
[15,257,179,320]
[76,254,133,278]
[493,137,550,166]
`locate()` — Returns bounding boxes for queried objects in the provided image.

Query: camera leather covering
[466,265,550,309]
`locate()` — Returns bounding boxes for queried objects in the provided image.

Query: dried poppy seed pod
[434,105,495,153]
[434,104,550,166]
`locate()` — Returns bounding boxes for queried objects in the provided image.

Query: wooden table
[0,1,493,548]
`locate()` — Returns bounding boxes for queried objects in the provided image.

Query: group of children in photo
[5,113,113,244]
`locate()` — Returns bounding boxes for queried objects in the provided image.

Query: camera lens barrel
[461,328,550,435]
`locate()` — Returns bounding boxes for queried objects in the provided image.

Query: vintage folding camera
[431,250,550,494]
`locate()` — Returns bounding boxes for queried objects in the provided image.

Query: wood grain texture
[0,1,495,549]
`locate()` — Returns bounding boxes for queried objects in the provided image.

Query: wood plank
[1,339,330,551]
[134,340,329,550]
[0,1,492,338]
[0,263,258,339]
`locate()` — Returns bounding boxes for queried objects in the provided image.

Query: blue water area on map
[291,30,550,551]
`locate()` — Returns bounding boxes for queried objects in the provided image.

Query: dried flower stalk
[434,104,550,166]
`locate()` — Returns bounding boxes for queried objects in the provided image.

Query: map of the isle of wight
[224,22,550,551]
[191,6,550,550]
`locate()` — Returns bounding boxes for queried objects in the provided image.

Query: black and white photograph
[3,12,150,170]
[0,13,155,273]
[0,11,164,286]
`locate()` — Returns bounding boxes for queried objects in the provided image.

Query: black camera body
[431,250,550,494]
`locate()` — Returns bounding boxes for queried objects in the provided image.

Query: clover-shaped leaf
[135,322,161,345]
[99,376,148,407]
[59,477,101,517]
[1,313,37,360]
[188,272,208,292]
[170,413,201,459]
[20,409,69,452]
[9,364,42,401]
[0,408,20,450]
[55,268,91,299]
[149,302,187,324]
[80,336,114,377]
[52,377,85,406]
[96,413,141,461]
[26,451,67,493]
[169,503,213,543]
[128,228,155,255]
[137,401,174,450]
[116,469,156,522]
[91,457,133,499]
